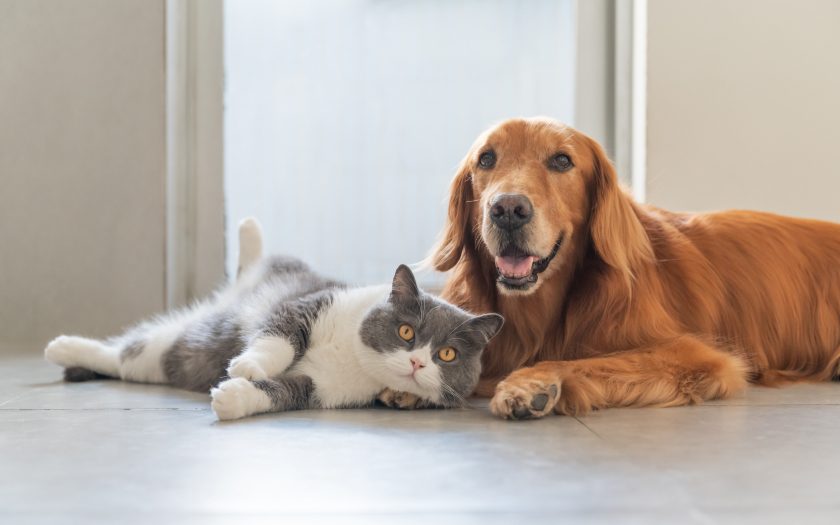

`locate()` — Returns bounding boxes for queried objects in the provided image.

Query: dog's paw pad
[490,380,561,420]
[512,405,533,419]
[530,393,549,411]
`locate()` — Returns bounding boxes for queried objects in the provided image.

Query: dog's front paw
[226,355,268,381]
[211,378,270,421]
[490,370,561,420]
[377,388,424,409]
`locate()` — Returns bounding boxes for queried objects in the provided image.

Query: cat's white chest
[292,343,381,408]
[290,285,388,408]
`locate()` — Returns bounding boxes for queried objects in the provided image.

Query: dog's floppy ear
[431,155,475,271]
[586,136,654,289]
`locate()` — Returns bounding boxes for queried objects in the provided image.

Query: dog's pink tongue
[495,255,537,277]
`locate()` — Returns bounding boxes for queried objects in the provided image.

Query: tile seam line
[573,416,604,439]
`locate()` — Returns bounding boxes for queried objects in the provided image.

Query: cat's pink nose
[410,357,425,371]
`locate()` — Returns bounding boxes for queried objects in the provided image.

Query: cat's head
[359,265,504,406]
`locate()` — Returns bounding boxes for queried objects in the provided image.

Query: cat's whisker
[439,380,469,408]
[444,317,477,341]
[425,304,444,320]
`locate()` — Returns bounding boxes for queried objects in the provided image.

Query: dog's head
[433,117,652,296]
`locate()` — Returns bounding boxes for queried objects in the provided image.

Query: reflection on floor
[2,347,839,524]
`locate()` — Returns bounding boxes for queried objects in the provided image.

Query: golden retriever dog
[420,117,840,420]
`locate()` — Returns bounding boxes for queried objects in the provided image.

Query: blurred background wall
[0,0,166,345]
[646,0,840,221]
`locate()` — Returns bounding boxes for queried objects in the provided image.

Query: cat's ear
[389,264,420,304]
[467,313,504,344]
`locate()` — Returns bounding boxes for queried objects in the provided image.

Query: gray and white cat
[44,218,503,420]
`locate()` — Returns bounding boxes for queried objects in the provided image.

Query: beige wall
[647,0,840,221]
[0,0,166,346]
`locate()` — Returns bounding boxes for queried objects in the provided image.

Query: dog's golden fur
[434,117,840,419]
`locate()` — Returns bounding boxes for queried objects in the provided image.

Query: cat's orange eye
[398,324,415,342]
[438,347,457,362]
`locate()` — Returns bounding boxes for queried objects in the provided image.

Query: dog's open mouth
[494,235,564,290]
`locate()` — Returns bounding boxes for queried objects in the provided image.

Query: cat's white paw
[44,335,83,367]
[227,356,268,381]
[211,377,271,421]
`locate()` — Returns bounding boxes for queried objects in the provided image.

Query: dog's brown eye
[548,153,573,172]
[478,150,496,170]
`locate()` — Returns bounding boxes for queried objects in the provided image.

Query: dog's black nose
[490,193,533,230]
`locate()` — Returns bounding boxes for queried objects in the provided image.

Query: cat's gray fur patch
[264,256,310,275]
[262,256,344,292]
[260,289,336,358]
[253,375,315,411]
[163,309,245,392]
[120,338,145,362]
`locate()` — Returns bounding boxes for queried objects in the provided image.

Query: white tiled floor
[2,347,840,524]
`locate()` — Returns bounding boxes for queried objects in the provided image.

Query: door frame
[165,0,225,307]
